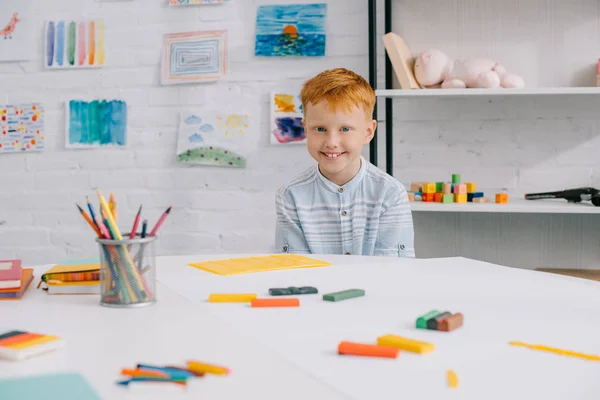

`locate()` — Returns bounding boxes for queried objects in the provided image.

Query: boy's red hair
[300,68,375,119]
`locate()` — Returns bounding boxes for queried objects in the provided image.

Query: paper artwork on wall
[0,103,44,153]
[255,3,327,57]
[45,20,105,69]
[176,111,249,168]
[270,91,305,145]
[161,30,227,85]
[168,0,231,5]
[0,1,34,62]
[66,100,127,149]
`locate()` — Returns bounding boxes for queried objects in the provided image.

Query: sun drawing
[216,114,249,137]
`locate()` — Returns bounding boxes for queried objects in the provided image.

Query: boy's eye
[341,127,351,132]
[315,127,326,132]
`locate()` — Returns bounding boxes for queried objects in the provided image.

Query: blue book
[0,372,101,400]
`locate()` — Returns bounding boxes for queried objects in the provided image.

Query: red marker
[149,206,172,237]
[129,205,142,239]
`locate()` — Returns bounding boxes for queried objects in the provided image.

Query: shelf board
[376,87,600,98]
[410,198,600,214]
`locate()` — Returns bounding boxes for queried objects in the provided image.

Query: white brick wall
[3,0,600,269]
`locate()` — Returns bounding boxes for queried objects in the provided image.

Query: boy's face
[303,100,376,186]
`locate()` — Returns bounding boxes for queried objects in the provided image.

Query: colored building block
[408,192,415,202]
[436,182,444,192]
[416,310,440,329]
[434,193,443,202]
[466,182,476,193]
[269,287,318,296]
[422,193,435,202]
[451,183,456,193]
[208,293,257,303]
[452,174,461,184]
[454,193,467,203]
[442,193,453,203]
[410,182,425,193]
[251,298,299,307]
[495,193,508,204]
[467,192,484,202]
[338,341,400,359]
[377,334,435,354]
[323,289,365,302]
[473,197,489,203]
[423,183,436,194]
[455,184,467,194]
[442,183,452,194]
[438,313,464,332]
[415,194,422,202]
[426,311,452,330]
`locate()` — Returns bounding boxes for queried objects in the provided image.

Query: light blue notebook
[0,372,101,400]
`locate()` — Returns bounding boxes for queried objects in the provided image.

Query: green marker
[323,289,365,302]
[416,310,440,329]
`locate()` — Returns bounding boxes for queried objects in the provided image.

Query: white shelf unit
[410,198,600,214]
[376,87,600,98]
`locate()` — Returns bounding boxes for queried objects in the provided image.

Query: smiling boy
[274,68,415,257]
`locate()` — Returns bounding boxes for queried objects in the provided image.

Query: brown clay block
[410,182,425,193]
[408,192,415,202]
[473,197,489,203]
[438,313,464,332]
[442,183,452,194]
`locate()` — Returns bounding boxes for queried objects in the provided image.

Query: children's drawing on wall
[0,103,44,153]
[177,111,249,168]
[161,30,227,84]
[66,100,127,149]
[168,0,231,5]
[255,3,327,57]
[270,91,305,145]
[45,20,105,69]
[0,1,33,62]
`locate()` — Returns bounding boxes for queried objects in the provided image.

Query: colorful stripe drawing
[168,0,231,5]
[0,2,34,61]
[176,111,249,168]
[66,100,127,149]
[0,103,44,153]
[270,91,305,145]
[255,4,327,57]
[161,30,227,85]
[45,20,105,69]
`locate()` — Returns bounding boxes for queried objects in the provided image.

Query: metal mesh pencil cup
[96,234,157,308]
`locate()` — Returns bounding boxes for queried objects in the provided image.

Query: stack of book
[38,257,100,295]
[0,260,33,300]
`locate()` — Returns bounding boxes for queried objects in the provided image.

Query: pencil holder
[96,234,157,308]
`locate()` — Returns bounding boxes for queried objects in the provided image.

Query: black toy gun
[524,187,600,206]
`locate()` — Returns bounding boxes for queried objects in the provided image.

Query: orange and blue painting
[255,4,327,57]
[0,2,33,61]
[0,103,44,153]
[45,20,105,69]
[270,91,305,145]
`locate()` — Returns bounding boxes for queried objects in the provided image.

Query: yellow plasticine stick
[187,360,230,375]
[447,370,459,388]
[6,335,60,350]
[509,341,600,362]
[208,293,257,303]
[376,334,435,354]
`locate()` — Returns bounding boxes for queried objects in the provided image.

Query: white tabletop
[0,264,350,400]
[156,254,600,400]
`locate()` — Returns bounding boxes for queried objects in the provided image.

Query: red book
[0,260,22,289]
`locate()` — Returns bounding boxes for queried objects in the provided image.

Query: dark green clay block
[416,310,440,329]
[427,311,452,330]
[269,287,318,296]
[323,289,365,302]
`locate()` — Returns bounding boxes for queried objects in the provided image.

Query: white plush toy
[413,49,524,89]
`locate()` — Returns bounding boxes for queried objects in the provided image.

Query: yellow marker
[376,334,434,354]
[187,360,230,375]
[447,370,459,388]
[509,341,600,362]
[208,293,257,303]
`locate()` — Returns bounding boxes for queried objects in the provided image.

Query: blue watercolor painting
[272,117,305,144]
[66,100,127,148]
[255,4,327,57]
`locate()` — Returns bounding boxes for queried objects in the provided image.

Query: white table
[0,264,350,400]
[3,255,600,400]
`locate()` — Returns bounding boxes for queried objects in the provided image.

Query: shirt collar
[316,156,367,194]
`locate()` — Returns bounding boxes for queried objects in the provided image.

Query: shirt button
[341,210,347,216]
[400,244,405,250]
[338,187,344,193]
[345,252,351,255]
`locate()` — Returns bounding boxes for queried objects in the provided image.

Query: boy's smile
[304,100,376,186]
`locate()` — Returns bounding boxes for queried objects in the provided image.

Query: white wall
[2,0,600,270]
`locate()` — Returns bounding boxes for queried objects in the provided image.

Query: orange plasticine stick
[338,341,400,359]
[121,369,169,378]
[251,298,300,307]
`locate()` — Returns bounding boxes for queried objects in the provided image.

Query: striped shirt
[275,156,415,257]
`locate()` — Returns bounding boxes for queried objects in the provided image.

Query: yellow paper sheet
[189,254,331,276]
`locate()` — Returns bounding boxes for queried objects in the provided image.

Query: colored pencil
[76,204,102,237]
[86,196,100,232]
[149,206,172,237]
[141,219,148,238]
[129,205,142,239]
[97,189,121,240]
[95,216,111,240]
[109,192,117,222]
